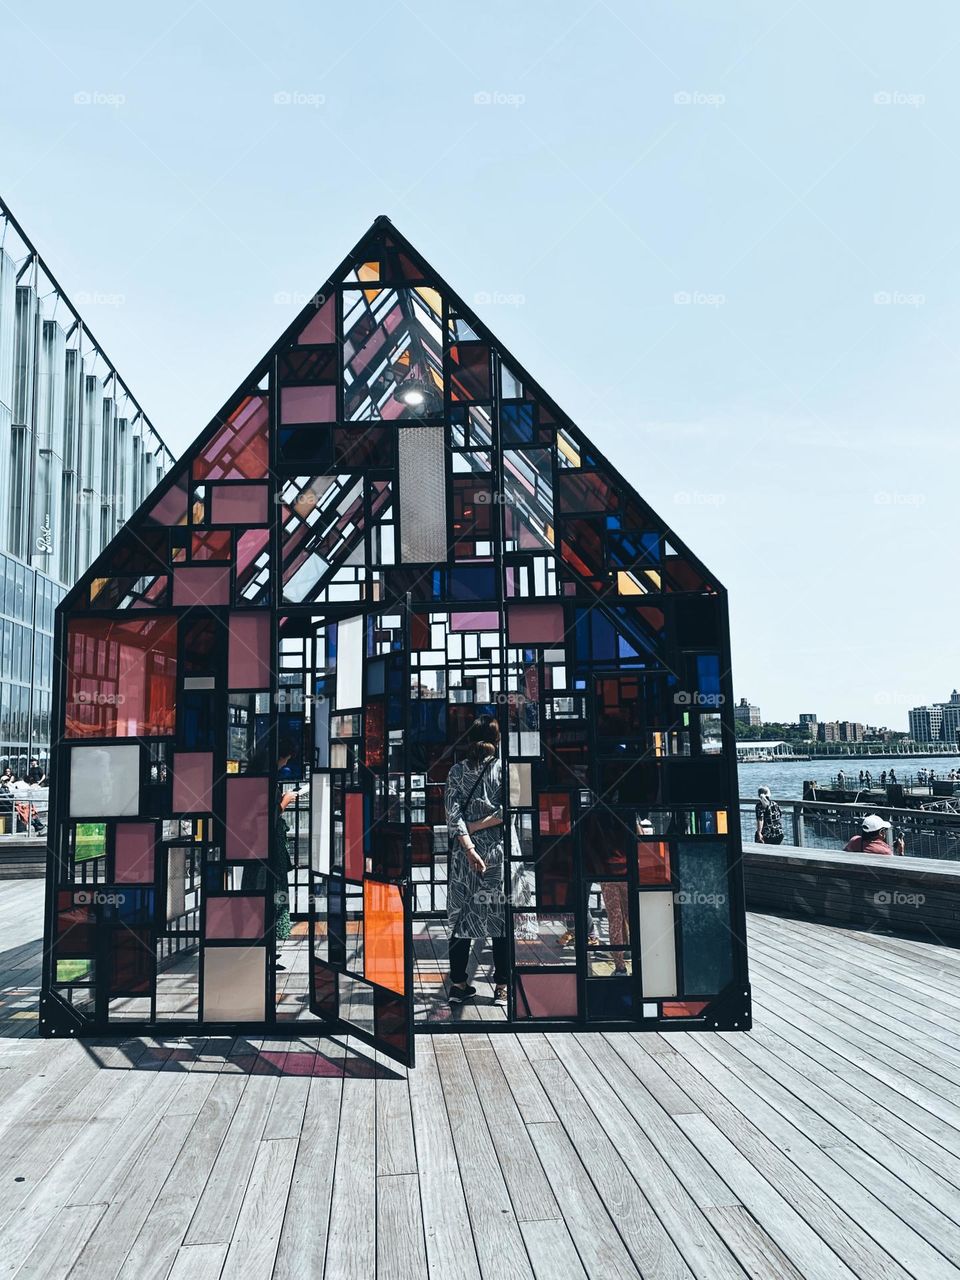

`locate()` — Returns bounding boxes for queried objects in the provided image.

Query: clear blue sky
[2,0,957,726]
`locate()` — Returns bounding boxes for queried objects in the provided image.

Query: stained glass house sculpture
[41,218,750,1065]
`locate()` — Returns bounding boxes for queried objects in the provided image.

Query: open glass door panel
[309,604,415,1067]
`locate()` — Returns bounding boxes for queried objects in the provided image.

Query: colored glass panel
[65,617,178,739]
[363,880,405,995]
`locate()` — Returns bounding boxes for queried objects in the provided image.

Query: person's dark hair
[466,715,500,767]
[277,734,298,761]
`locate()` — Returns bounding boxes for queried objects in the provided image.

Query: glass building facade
[42,217,750,1064]
[0,198,173,776]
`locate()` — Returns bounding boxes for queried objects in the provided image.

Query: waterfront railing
[739,795,960,861]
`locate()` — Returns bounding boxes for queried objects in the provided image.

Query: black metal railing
[739,796,960,862]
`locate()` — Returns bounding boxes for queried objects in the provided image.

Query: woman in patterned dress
[445,716,510,1006]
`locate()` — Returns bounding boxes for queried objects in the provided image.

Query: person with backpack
[755,785,785,845]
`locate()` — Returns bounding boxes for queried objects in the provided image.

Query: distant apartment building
[909,691,960,744]
[817,721,840,742]
[0,197,174,775]
[799,713,817,736]
[838,721,864,743]
[734,697,761,727]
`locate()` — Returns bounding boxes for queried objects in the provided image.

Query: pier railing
[738,796,960,861]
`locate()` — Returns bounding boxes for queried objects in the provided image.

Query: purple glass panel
[515,971,578,1019]
[211,484,269,525]
[172,753,213,813]
[507,603,565,645]
[228,613,271,689]
[450,611,500,632]
[172,567,231,607]
[297,295,335,344]
[114,823,155,883]
[281,386,336,425]
[205,896,265,940]
[226,776,269,860]
[145,476,188,526]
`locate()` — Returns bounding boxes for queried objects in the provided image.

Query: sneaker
[492,984,508,1006]
[448,983,477,1004]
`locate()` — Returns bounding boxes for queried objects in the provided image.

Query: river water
[737,755,960,801]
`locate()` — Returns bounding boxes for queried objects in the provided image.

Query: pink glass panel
[281,385,336,424]
[507,603,565,645]
[297,295,335,344]
[228,613,271,689]
[451,611,500,632]
[205,896,265,940]
[516,971,578,1019]
[226,776,270,859]
[172,566,231,607]
[114,823,155,883]
[65,616,178,739]
[211,484,269,526]
[345,792,364,880]
[237,528,269,578]
[146,476,188,526]
[173,753,213,813]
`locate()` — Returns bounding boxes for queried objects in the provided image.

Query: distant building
[839,722,864,743]
[909,704,945,743]
[817,721,840,742]
[734,697,761,727]
[0,198,173,775]
[799,713,817,737]
[736,740,791,761]
[937,691,960,746]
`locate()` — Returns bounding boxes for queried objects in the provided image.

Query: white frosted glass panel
[69,745,139,817]
[638,891,678,998]
[336,614,364,710]
[509,762,532,808]
[202,947,266,1022]
[398,427,447,563]
[311,773,331,874]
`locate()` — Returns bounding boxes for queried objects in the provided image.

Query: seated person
[844,814,904,856]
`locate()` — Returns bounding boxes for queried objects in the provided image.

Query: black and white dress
[445,757,507,939]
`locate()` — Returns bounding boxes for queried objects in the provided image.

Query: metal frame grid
[40,217,751,1067]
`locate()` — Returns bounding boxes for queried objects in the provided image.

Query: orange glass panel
[364,880,405,995]
[637,840,671,885]
[717,810,728,835]
[662,1000,709,1017]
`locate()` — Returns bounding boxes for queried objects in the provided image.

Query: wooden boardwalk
[2,880,960,1279]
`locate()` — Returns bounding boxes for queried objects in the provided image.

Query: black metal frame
[40,216,751,1067]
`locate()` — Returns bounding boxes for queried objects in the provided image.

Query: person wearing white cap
[844,814,904,856]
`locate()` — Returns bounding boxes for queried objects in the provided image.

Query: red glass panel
[65,617,178,739]
[538,793,571,835]
[638,840,671,885]
[449,343,491,401]
[345,792,364,880]
[211,484,269,525]
[191,531,232,561]
[193,395,269,480]
[515,971,578,1019]
[115,823,156,883]
[662,1000,709,1017]
[364,700,385,767]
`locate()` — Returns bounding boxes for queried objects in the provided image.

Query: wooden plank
[273,1075,342,1280]
[324,1075,377,1280]
[167,1243,229,1280]
[220,1138,298,1279]
[12,1201,107,1280]
[183,1076,278,1246]
[376,1175,428,1280]
[433,1036,533,1278]
[518,1218,590,1280]
[531,1056,694,1279]
[406,1039,481,1280]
